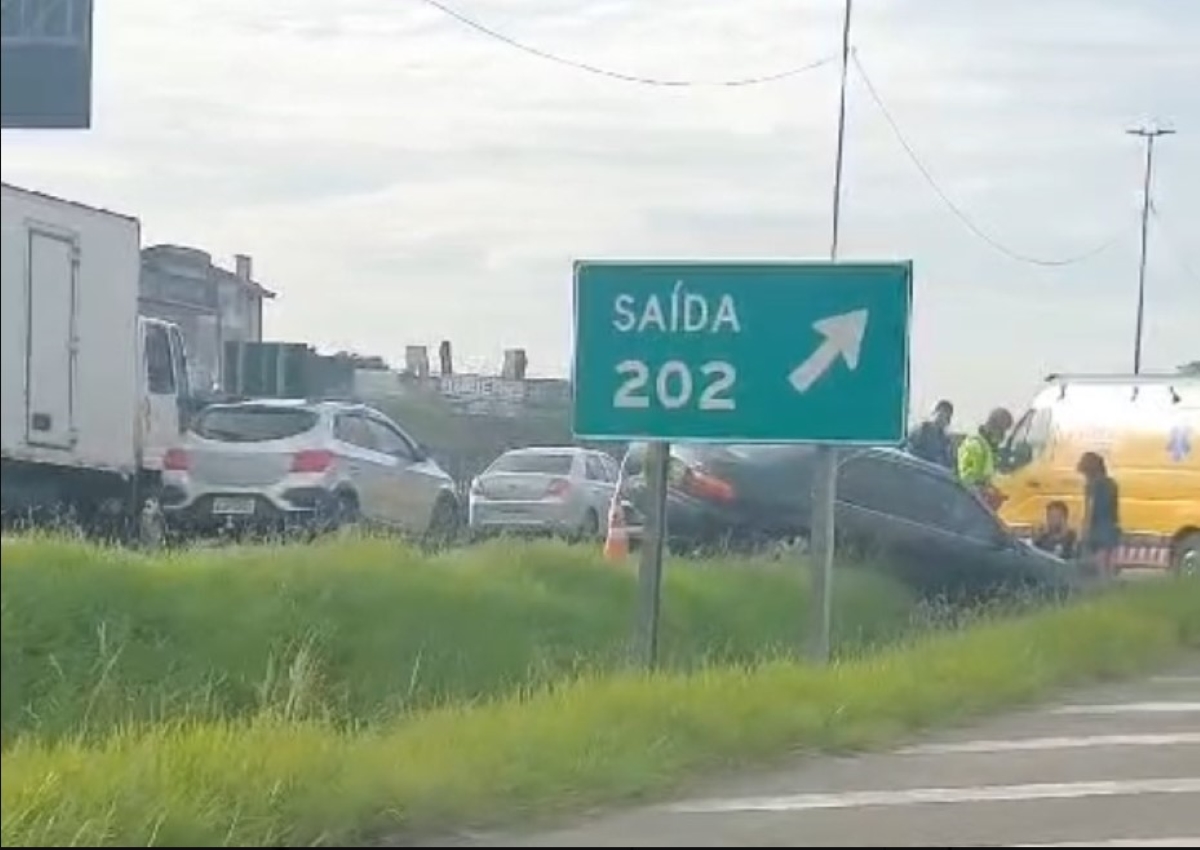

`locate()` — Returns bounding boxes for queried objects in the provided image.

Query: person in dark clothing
[906,400,956,469]
[1077,451,1121,578]
[1033,500,1078,560]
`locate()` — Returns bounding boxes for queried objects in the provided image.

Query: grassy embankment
[2,535,1198,846]
[0,535,916,746]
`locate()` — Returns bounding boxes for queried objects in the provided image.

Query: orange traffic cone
[603,495,629,562]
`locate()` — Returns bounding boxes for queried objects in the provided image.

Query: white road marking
[1017,839,1200,848]
[1052,702,1200,716]
[899,732,1200,755]
[1150,675,1200,685]
[666,778,1200,814]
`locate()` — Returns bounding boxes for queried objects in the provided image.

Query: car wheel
[1173,532,1200,577]
[424,494,460,549]
[319,492,360,536]
[578,508,601,541]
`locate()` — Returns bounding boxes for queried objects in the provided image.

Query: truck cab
[1,182,197,542]
[138,316,193,472]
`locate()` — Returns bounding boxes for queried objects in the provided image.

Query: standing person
[906,400,956,469]
[1077,451,1121,579]
[957,407,1015,511]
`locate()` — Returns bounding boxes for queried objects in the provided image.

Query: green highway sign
[571,261,913,444]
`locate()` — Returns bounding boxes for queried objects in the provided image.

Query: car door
[332,412,391,524]
[602,453,623,485]
[141,322,181,469]
[584,453,617,522]
[836,455,938,571]
[363,414,443,533]
[908,472,1014,591]
[601,453,625,525]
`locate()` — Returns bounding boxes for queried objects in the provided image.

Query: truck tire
[1173,532,1200,578]
[136,495,167,551]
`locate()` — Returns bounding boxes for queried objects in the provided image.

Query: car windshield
[193,407,319,443]
[489,452,574,475]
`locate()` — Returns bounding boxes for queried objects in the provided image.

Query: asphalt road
[449,660,1200,848]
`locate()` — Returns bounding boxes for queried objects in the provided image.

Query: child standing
[1077,451,1121,579]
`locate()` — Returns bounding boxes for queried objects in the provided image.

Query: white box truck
[1,183,193,541]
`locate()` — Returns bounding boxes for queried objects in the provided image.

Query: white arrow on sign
[788,309,870,394]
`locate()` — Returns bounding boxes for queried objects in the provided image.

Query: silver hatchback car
[161,399,459,539]
[468,446,621,540]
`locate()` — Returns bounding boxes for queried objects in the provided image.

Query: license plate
[212,497,256,516]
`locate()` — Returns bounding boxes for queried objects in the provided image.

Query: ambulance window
[1008,408,1053,470]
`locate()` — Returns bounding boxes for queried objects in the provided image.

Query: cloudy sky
[2,0,1196,423]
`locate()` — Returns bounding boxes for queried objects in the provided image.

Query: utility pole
[829,0,854,261]
[807,0,854,665]
[1126,124,1175,375]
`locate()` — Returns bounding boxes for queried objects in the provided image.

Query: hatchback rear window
[489,452,574,475]
[193,407,319,443]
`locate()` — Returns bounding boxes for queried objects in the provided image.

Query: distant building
[139,245,275,392]
[357,341,570,417]
[425,372,569,417]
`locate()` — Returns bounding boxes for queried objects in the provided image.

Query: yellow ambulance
[996,372,1199,574]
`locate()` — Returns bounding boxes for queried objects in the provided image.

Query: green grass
[0,534,917,746]
[3,576,1197,847]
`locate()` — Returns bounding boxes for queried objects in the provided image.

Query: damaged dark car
[622,442,1080,601]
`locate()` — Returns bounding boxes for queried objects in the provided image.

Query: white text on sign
[610,282,741,413]
[614,360,737,411]
[611,282,742,334]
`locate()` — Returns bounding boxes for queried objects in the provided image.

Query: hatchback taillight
[545,478,570,498]
[291,449,334,474]
[162,448,190,472]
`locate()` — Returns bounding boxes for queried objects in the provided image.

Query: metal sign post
[808,447,838,663]
[808,0,856,665]
[635,440,670,670]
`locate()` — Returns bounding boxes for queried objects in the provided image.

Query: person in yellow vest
[957,407,1015,511]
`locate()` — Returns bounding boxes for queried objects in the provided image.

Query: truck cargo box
[1,183,141,476]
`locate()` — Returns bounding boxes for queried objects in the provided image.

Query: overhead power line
[415,1,1136,270]
[414,0,836,87]
[851,51,1121,268]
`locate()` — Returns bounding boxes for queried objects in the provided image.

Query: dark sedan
[622,442,1080,600]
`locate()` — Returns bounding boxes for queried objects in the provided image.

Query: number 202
[613,360,736,411]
